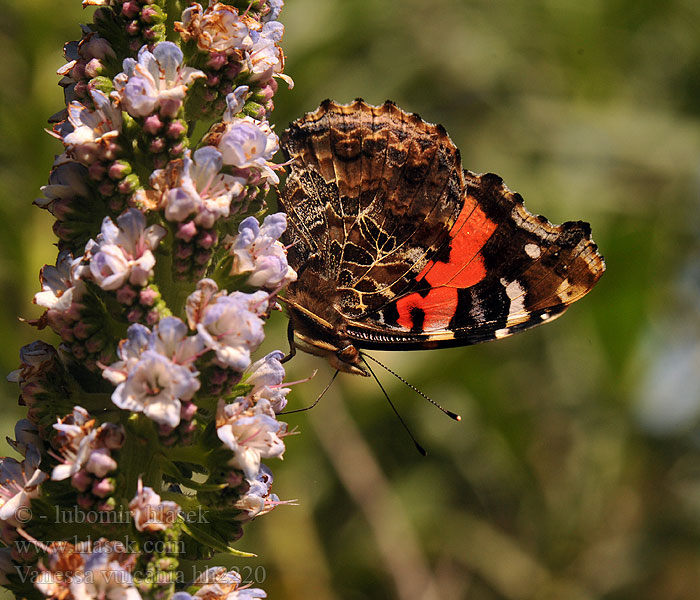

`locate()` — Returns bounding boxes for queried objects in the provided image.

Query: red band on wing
[395,197,497,331]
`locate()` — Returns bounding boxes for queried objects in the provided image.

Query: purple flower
[223,86,250,120]
[0,446,47,527]
[177,3,252,53]
[86,208,166,290]
[35,158,90,214]
[35,251,86,312]
[229,214,296,289]
[103,318,202,427]
[162,146,245,228]
[187,280,269,371]
[217,116,280,184]
[216,400,285,480]
[60,90,122,164]
[129,479,180,533]
[113,42,205,118]
[242,351,291,413]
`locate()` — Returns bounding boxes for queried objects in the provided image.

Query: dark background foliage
[3,0,700,598]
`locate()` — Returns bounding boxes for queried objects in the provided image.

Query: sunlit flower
[34,251,86,312]
[0,446,47,527]
[176,3,252,54]
[217,116,280,184]
[161,146,246,228]
[216,400,285,480]
[103,319,202,427]
[229,213,296,289]
[59,90,122,164]
[188,281,269,372]
[242,351,291,413]
[113,42,205,118]
[129,479,180,533]
[246,21,285,84]
[86,208,166,291]
[173,566,267,600]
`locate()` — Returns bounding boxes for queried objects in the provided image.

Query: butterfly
[278,99,605,376]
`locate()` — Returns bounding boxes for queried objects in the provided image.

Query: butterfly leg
[281,320,297,364]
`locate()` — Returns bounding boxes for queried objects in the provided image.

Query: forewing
[280,100,465,318]
[345,171,606,349]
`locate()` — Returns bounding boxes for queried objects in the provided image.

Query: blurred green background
[3,0,700,598]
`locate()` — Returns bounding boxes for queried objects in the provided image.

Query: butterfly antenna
[280,370,339,415]
[361,356,427,457]
[362,353,461,421]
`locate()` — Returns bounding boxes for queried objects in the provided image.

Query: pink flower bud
[126,20,141,36]
[116,285,138,305]
[159,98,182,119]
[180,401,197,422]
[85,58,102,79]
[139,287,158,306]
[175,244,194,260]
[207,53,227,70]
[143,114,164,134]
[197,230,217,250]
[97,498,117,512]
[92,477,115,498]
[149,137,166,153]
[86,448,117,477]
[98,181,116,196]
[71,469,93,492]
[85,333,106,353]
[108,161,131,180]
[126,307,144,323]
[176,221,197,242]
[165,120,186,139]
[121,1,140,18]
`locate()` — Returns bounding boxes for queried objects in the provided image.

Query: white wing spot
[524,243,541,259]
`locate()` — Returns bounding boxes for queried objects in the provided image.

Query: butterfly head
[283,295,369,377]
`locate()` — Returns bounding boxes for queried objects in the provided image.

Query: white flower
[234,465,281,520]
[173,567,267,600]
[177,3,252,53]
[246,21,285,83]
[61,90,122,163]
[35,540,141,600]
[129,479,180,532]
[113,42,205,118]
[230,214,296,289]
[104,319,202,427]
[8,419,44,457]
[51,406,97,481]
[262,0,284,22]
[35,251,86,311]
[86,208,166,291]
[163,147,245,228]
[243,351,291,413]
[70,550,142,600]
[0,445,47,526]
[223,87,250,121]
[35,158,90,213]
[217,116,280,184]
[193,287,270,372]
[216,400,285,480]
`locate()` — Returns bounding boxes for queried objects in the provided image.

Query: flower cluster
[3,1,297,598]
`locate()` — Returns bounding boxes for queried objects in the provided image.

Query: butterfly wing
[280,100,605,352]
[281,99,466,320]
[345,171,605,349]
